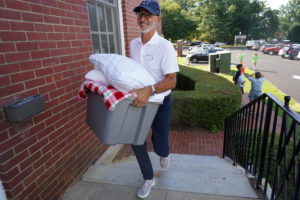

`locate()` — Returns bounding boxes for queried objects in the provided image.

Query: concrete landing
[62,153,261,200]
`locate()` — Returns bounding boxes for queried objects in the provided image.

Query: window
[88,0,122,54]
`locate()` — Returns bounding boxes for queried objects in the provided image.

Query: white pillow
[89,54,156,92]
[85,69,107,85]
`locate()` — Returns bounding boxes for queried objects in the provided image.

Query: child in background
[247,72,265,102]
[233,64,245,94]
[238,52,244,65]
[252,52,258,71]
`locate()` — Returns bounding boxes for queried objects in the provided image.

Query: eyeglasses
[136,12,153,19]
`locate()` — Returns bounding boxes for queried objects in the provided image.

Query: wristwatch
[151,85,156,95]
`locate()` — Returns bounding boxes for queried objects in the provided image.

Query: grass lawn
[177,56,300,113]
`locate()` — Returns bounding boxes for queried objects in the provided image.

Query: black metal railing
[223,93,300,200]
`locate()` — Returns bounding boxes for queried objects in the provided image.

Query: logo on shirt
[145,55,153,61]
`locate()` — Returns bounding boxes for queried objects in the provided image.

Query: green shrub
[171,65,242,132]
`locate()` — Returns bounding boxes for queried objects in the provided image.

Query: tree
[288,23,300,43]
[161,0,196,41]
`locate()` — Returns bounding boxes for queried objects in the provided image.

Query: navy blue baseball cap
[133,0,160,16]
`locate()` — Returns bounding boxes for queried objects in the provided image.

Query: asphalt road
[182,47,300,104]
[229,48,300,104]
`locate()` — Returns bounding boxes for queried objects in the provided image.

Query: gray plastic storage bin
[86,92,160,145]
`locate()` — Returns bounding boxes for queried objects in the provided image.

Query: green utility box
[209,51,231,73]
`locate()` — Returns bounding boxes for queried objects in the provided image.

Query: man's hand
[131,86,152,107]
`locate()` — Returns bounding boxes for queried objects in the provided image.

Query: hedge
[171,65,242,132]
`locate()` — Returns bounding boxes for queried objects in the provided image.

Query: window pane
[98,5,106,32]
[108,0,114,5]
[88,3,98,32]
[92,34,100,53]
[109,35,115,53]
[101,34,108,53]
[106,7,113,32]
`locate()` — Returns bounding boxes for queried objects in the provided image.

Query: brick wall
[0,0,108,199]
[0,0,162,199]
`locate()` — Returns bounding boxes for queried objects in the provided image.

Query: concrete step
[62,181,261,200]
[80,152,259,199]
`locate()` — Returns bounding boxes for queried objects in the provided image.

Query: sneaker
[160,155,170,169]
[137,179,155,199]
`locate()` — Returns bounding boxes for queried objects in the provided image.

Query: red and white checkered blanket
[78,80,137,111]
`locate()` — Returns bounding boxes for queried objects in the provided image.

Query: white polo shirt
[130,32,179,95]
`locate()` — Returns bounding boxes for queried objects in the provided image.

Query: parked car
[260,44,273,52]
[186,49,221,63]
[214,42,226,47]
[283,47,300,60]
[264,44,284,55]
[251,42,262,51]
[190,41,201,46]
[279,46,290,57]
[297,51,300,60]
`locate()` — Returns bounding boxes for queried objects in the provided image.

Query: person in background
[233,64,245,94]
[251,52,258,71]
[238,52,244,65]
[247,72,265,115]
[129,0,179,198]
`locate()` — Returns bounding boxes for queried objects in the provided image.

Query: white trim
[118,0,126,56]
[0,181,7,200]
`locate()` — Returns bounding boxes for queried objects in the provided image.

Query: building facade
[0,0,160,199]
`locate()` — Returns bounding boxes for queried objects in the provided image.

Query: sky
[265,0,289,10]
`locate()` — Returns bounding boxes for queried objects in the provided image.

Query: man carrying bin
[130,0,179,198]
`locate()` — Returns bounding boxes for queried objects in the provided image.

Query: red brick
[37,125,55,140]
[10,21,34,31]
[43,15,60,24]
[34,23,54,32]
[20,151,41,170]
[0,43,15,52]
[63,33,77,41]
[53,64,68,73]
[39,41,56,49]
[27,32,47,40]
[60,55,74,63]
[57,41,71,48]
[0,150,28,173]
[31,50,50,59]
[42,139,58,155]
[65,47,78,54]
[16,42,39,51]
[25,77,46,89]
[50,48,65,56]
[38,83,56,95]
[4,167,33,189]
[69,26,81,33]
[49,88,64,99]
[0,84,24,99]
[77,33,89,40]
[31,4,51,14]
[24,166,45,187]
[54,25,69,33]
[11,71,35,83]
[0,149,14,163]
[0,20,10,30]
[50,8,65,17]
[0,64,21,76]
[29,138,48,154]
[0,32,27,41]
[32,152,51,170]
[5,52,30,63]
[22,12,43,22]
[0,54,5,64]
[5,0,30,11]
[61,17,74,25]
[72,40,83,47]
[48,33,63,40]
[40,0,57,7]
[45,114,61,127]
[42,57,60,66]
[0,8,22,20]
[5,183,24,199]
[35,67,54,77]
[20,60,42,71]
